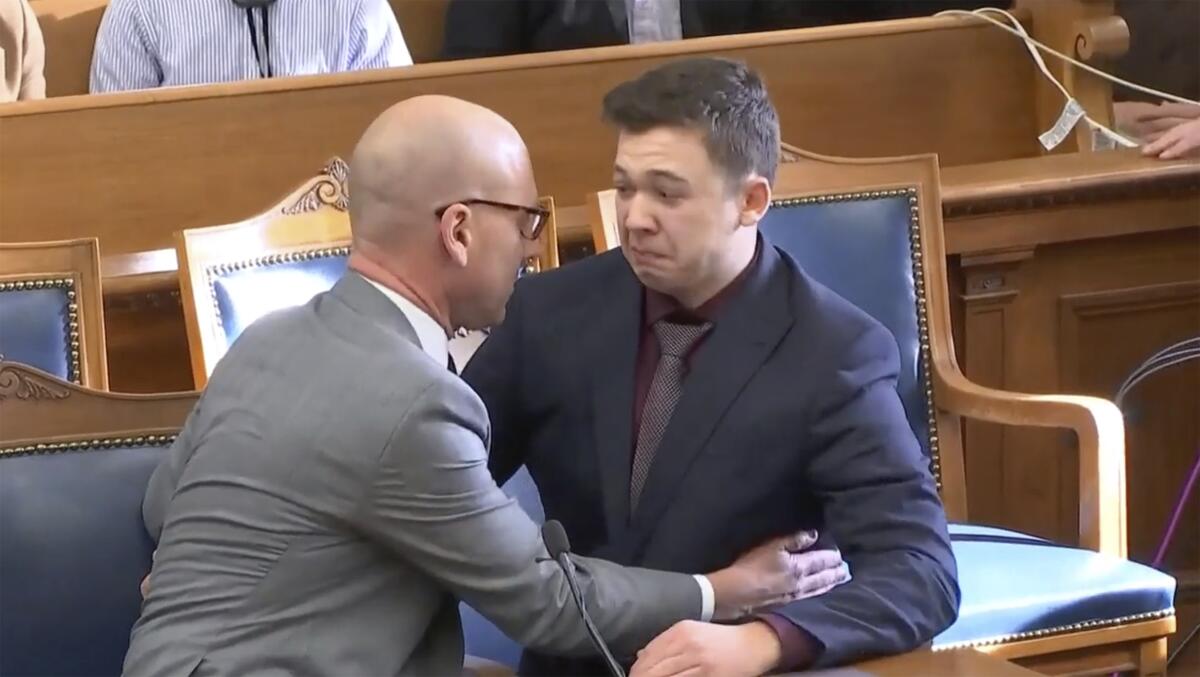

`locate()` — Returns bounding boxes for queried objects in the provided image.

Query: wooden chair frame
[0,360,195,448]
[178,157,562,387]
[587,147,1173,676]
[0,238,108,388]
[176,158,353,388]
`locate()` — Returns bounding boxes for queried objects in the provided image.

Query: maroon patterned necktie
[630,319,712,511]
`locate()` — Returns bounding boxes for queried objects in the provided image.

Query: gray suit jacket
[122,273,702,677]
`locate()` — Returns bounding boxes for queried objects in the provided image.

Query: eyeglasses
[435,199,550,241]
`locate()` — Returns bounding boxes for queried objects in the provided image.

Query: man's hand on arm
[706,530,849,620]
[636,530,848,676]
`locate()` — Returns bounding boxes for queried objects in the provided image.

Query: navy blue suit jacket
[463,243,959,672]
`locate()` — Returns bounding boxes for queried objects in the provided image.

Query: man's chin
[630,267,680,297]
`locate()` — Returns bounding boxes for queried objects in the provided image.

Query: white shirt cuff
[693,575,714,622]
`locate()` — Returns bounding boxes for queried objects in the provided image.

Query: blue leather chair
[178,157,560,392]
[0,278,79,381]
[0,362,195,676]
[176,159,355,387]
[754,150,1175,674]
[0,239,108,387]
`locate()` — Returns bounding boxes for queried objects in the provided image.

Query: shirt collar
[643,236,763,327]
[361,277,450,370]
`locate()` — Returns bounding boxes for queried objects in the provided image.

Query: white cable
[937,7,1200,150]
[1115,352,1200,408]
[937,8,1200,106]
[1130,338,1200,373]
[939,7,1136,148]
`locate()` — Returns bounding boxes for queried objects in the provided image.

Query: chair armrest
[463,655,516,677]
[934,367,1127,557]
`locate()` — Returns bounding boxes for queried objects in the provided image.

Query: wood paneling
[955,225,1200,663]
[103,291,192,394]
[958,228,1200,540]
[0,16,1038,256]
[1058,279,1200,663]
[390,0,449,64]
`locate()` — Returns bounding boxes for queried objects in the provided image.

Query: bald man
[122,96,846,677]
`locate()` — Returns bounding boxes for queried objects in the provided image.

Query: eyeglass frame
[434,199,550,241]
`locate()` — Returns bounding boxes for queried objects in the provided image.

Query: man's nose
[622,193,656,233]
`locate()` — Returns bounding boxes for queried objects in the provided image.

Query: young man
[464,58,960,676]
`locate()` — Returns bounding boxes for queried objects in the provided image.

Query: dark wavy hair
[601,57,781,185]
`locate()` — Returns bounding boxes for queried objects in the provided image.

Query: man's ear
[737,175,772,228]
[440,205,472,268]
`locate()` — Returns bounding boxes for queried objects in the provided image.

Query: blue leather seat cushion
[212,255,348,344]
[461,467,545,666]
[0,287,71,380]
[0,444,163,677]
[935,524,1176,647]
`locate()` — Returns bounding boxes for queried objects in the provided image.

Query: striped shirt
[626,0,681,44]
[89,0,412,94]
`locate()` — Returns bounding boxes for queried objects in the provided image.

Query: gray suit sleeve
[142,399,204,541]
[354,378,702,656]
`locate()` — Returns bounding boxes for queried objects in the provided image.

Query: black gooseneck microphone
[541,520,627,677]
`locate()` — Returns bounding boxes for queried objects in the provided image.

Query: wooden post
[1016,0,1129,153]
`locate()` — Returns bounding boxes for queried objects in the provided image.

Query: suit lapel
[629,244,794,539]
[589,257,642,534]
[329,272,421,348]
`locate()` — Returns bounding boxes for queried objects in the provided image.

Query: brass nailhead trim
[772,187,941,488]
[0,277,83,384]
[932,608,1176,651]
[0,434,179,457]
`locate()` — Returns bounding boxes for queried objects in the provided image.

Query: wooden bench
[2,1,1128,258]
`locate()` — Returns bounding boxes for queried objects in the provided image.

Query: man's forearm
[758,614,821,670]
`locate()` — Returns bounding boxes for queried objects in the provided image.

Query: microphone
[542,520,627,677]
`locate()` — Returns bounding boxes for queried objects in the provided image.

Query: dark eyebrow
[647,169,689,185]
[612,166,690,186]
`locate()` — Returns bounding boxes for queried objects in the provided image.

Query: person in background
[0,0,44,101]
[90,0,412,94]
[1140,108,1200,160]
[1109,0,1199,158]
[440,0,999,60]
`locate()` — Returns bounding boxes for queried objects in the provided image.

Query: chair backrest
[178,158,564,385]
[0,238,108,388]
[176,158,354,388]
[0,361,197,677]
[587,148,967,518]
